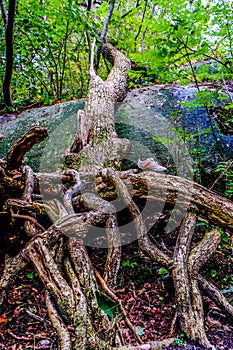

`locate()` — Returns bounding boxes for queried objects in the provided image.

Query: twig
[87,0,92,11]
[180,37,225,159]
[7,329,32,341]
[25,309,52,325]
[221,75,233,103]
[179,38,230,70]
[11,213,45,231]
[209,160,233,190]
[134,0,148,51]
[94,269,143,345]
[121,0,140,18]
[169,311,177,336]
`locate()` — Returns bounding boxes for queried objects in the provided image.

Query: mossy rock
[0,100,84,172]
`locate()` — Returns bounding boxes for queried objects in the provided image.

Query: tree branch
[87,0,92,11]
[101,0,115,41]
[134,0,148,51]
[90,37,96,76]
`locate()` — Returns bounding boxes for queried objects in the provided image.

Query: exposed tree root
[1,156,233,349]
[6,127,48,171]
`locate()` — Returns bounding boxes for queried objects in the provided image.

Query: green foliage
[158,269,169,281]
[158,267,169,277]
[131,0,233,85]
[182,89,227,109]
[214,161,233,199]
[174,333,185,345]
[121,260,138,269]
[26,271,38,279]
[1,0,98,105]
[1,0,233,104]
[196,221,209,228]
[211,269,217,278]
[96,290,118,318]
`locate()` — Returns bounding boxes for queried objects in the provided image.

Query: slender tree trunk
[2,0,16,106]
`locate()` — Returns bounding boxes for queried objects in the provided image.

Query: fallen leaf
[0,316,6,323]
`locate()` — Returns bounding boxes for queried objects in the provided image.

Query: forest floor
[0,239,232,350]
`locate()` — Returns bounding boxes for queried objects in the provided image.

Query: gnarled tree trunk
[0,41,233,350]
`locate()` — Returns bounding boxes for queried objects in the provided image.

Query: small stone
[36,339,51,349]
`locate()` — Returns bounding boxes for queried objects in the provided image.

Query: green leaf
[222,235,229,243]
[158,268,169,275]
[211,269,217,278]
[26,271,38,279]
[196,221,209,227]
[175,337,184,345]
[96,291,118,318]
[121,260,137,268]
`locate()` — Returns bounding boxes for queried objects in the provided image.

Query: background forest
[1,0,233,106]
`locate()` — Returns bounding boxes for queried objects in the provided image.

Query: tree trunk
[2,0,16,106]
[68,41,131,173]
[0,42,233,349]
